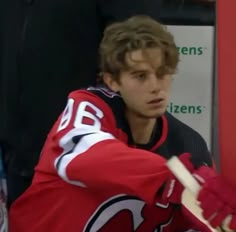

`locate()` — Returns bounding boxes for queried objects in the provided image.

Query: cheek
[163,80,172,92]
[122,83,143,95]
[121,89,143,106]
[123,91,139,102]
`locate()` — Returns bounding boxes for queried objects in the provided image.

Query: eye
[157,74,166,80]
[157,74,173,81]
[156,66,176,77]
[134,73,147,81]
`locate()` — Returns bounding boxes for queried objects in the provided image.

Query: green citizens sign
[177,46,204,55]
[167,102,205,114]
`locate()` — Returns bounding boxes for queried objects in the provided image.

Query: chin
[150,112,165,118]
[135,106,167,118]
[150,108,166,117]
[143,110,166,118]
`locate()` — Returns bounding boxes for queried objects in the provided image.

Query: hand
[195,166,236,230]
[164,154,236,231]
[162,153,195,204]
[163,153,215,232]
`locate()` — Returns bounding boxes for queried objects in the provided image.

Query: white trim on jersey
[54,130,115,187]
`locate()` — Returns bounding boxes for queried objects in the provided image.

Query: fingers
[198,187,236,231]
[198,189,225,220]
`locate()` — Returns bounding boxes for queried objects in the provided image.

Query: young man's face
[105,48,174,119]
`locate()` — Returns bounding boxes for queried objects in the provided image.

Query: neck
[126,110,157,145]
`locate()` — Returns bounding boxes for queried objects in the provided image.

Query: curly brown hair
[99,15,179,79]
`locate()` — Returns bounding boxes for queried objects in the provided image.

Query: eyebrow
[129,69,148,75]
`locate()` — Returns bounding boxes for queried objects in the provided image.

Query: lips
[148,98,164,104]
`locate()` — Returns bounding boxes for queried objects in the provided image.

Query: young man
[9,16,236,232]
[0,0,163,207]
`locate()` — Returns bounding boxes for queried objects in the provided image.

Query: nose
[148,74,161,93]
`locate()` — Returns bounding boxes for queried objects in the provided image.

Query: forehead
[125,48,163,72]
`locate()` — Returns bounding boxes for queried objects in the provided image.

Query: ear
[102,72,120,92]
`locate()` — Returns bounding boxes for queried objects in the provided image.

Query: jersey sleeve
[41,90,171,204]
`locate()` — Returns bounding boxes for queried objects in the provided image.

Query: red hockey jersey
[9,87,212,232]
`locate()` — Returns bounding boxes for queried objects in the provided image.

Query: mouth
[147,98,164,104]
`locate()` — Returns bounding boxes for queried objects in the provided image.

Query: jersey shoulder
[165,112,206,143]
[164,111,212,167]
[69,86,125,115]
[86,86,124,110]
[64,86,128,138]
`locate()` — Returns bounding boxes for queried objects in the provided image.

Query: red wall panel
[217,0,236,187]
